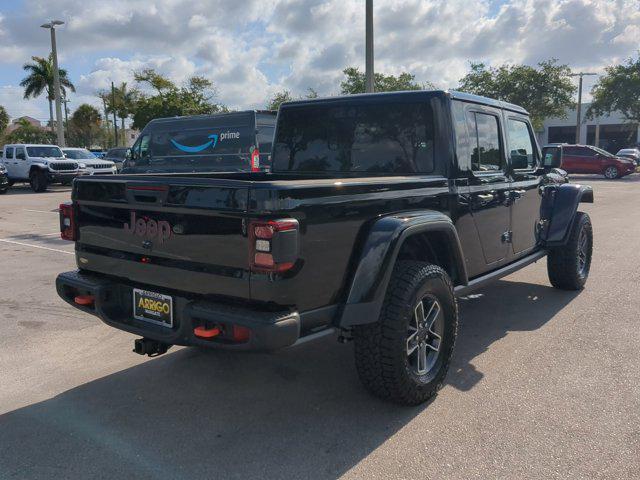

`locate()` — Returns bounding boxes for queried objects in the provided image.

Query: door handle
[511,189,526,199]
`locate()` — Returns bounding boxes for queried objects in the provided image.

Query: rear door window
[273,101,435,174]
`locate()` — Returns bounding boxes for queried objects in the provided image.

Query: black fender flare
[338,210,468,327]
[543,183,593,247]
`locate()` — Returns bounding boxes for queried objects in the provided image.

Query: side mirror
[541,147,562,169]
[125,148,132,160]
[510,151,529,170]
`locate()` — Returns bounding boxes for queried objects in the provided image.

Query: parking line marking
[0,238,74,255]
[24,209,59,214]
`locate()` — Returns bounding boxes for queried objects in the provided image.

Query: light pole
[569,72,597,144]
[62,96,70,142]
[365,0,374,93]
[41,20,66,147]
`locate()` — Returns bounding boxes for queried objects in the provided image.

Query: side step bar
[454,249,548,297]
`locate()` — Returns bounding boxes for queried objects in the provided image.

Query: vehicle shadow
[0,279,579,479]
[2,184,71,195]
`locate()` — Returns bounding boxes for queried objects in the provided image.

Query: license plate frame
[133,288,173,328]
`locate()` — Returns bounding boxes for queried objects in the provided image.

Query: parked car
[89,149,106,159]
[62,148,117,175]
[615,148,640,166]
[56,90,594,405]
[1,144,81,192]
[104,147,128,171]
[551,144,636,179]
[0,162,9,194]
[122,110,276,174]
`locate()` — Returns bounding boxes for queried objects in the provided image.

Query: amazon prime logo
[170,131,240,153]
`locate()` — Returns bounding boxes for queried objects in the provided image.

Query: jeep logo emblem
[124,212,171,244]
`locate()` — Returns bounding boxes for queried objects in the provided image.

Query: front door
[505,116,543,255]
[466,109,511,266]
[14,147,28,179]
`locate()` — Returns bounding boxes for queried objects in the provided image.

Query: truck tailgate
[73,176,250,299]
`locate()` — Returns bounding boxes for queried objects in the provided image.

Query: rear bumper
[56,270,301,351]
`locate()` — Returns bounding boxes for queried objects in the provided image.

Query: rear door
[73,176,252,298]
[561,146,581,172]
[256,112,277,170]
[465,106,512,266]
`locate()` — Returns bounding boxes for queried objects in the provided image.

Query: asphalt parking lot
[0,177,639,480]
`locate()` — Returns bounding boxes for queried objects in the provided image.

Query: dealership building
[539,104,640,154]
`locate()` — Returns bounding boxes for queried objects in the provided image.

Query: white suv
[62,148,117,175]
[1,144,81,192]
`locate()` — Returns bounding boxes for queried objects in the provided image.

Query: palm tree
[114,82,138,146]
[20,54,75,134]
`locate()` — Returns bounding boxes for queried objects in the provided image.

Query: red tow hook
[74,295,95,307]
[194,326,221,339]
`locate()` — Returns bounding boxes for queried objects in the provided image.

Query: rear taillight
[251,148,260,172]
[249,219,299,273]
[59,202,77,241]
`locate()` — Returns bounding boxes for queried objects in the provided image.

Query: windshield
[272,101,435,174]
[63,149,96,159]
[591,146,615,157]
[26,146,63,158]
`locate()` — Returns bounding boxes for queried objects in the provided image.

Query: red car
[551,144,636,179]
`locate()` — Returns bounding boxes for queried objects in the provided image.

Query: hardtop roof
[280,89,529,116]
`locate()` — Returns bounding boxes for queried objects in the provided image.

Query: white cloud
[2,0,640,118]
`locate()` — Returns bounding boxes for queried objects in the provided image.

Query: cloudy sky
[0,0,639,123]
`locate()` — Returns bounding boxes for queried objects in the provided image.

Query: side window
[15,148,26,160]
[582,147,597,157]
[5,147,14,159]
[564,146,579,156]
[139,136,150,159]
[467,112,503,172]
[506,119,537,169]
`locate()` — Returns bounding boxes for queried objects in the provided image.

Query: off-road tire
[0,188,7,195]
[603,166,620,179]
[547,212,593,290]
[29,170,48,193]
[352,261,458,405]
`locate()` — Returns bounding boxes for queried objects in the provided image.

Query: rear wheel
[353,261,458,405]
[603,166,619,179]
[547,212,593,290]
[29,170,48,193]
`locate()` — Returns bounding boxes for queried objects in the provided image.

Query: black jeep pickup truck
[57,91,593,405]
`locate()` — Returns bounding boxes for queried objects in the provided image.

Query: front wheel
[547,212,593,290]
[29,170,48,193]
[603,166,620,179]
[353,262,458,405]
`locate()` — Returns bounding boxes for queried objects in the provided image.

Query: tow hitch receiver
[133,338,171,357]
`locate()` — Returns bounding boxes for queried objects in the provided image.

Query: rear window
[272,101,435,174]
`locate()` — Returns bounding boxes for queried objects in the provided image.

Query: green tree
[587,55,640,125]
[19,54,75,133]
[68,104,102,147]
[99,82,139,146]
[340,67,430,95]
[266,90,294,111]
[3,118,54,144]
[0,105,8,135]
[458,59,576,131]
[265,88,320,111]
[129,70,226,130]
